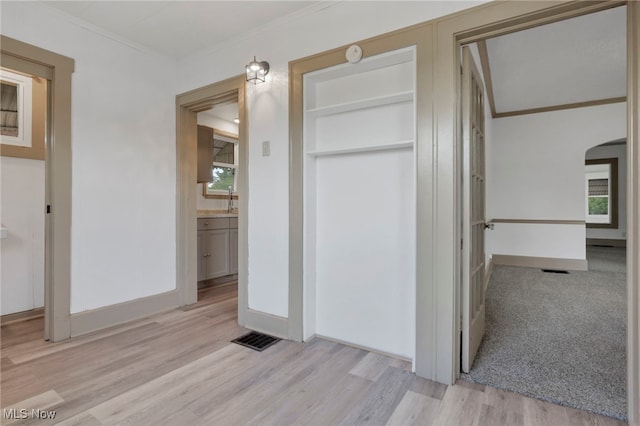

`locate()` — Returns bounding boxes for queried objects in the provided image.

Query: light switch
[262,141,270,157]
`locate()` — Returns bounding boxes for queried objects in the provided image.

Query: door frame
[175,76,250,325]
[436,1,638,422]
[0,36,74,341]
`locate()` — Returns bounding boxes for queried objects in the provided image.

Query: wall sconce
[246,56,270,84]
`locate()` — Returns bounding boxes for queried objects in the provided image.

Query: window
[0,69,32,148]
[585,158,618,228]
[207,166,235,192]
[204,131,238,198]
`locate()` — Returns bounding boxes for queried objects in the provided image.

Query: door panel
[205,229,229,279]
[462,46,487,373]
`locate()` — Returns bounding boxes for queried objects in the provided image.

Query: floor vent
[591,244,615,248]
[232,331,280,352]
[542,269,569,274]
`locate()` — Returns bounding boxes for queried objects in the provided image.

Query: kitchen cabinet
[197,217,238,281]
[197,125,213,183]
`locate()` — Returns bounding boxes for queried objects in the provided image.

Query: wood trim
[1,307,45,326]
[70,290,178,337]
[490,218,585,225]
[586,157,619,229]
[0,53,53,80]
[176,75,251,331]
[493,96,626,119]
[476,40,497,119]
[586,238,627,248]
[492,254,588,271]
[627,2,640,424]
[1,36,74,342]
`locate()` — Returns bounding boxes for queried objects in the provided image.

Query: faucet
[228,186,234,213]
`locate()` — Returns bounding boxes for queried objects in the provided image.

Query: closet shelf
[306,140,413,157]
[305,91,414,118]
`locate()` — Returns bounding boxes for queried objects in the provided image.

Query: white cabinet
[197,217,238,281]
[204,229,230,279]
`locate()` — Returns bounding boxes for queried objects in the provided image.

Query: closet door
[303,47,416,358]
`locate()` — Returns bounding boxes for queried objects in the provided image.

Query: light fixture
[246,56,270,85]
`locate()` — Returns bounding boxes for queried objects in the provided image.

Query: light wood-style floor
[1,283,626,425]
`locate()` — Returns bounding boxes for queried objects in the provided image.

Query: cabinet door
[197,125,213,183]
[205,229,230,279]
[229,228,239,274]
[197,231,207,282]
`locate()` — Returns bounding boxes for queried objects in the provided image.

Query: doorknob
[484,223,494,230]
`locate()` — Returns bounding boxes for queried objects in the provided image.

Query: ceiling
[40,2,627,117]
[200,102,239,125]
[43,1,324,59]
[480,5,626,117]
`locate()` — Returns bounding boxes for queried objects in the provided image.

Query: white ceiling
[43,1,324,59]
[200,102,238,124]
[40,1,627,116]
[485,5,626,115]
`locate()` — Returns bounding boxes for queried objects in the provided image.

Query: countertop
[197,210,238,219]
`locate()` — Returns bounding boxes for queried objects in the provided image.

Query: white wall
[486,103,626,261]
[1,0,488,319]
[1,2,177,313]
[585,143,627,240]
[0,157,45,315]
[177,0,486,318]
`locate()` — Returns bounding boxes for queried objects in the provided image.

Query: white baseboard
[484,258,494,292]
[70,290,178,337]
[492,254,588,271]
[244,309,289,340]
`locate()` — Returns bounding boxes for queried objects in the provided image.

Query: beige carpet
[461,246,627,420]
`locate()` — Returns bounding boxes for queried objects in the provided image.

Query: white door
[461,46,487,373]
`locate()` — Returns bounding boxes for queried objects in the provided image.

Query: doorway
[196,101,240,302]
[175,76,249,327]
[1,68,47,330]
[0,36,74,342]
[458,2,634,417]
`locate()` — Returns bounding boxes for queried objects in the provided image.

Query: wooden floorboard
[0,282,626,425]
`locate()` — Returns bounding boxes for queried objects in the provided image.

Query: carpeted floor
[461,246,627,420]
